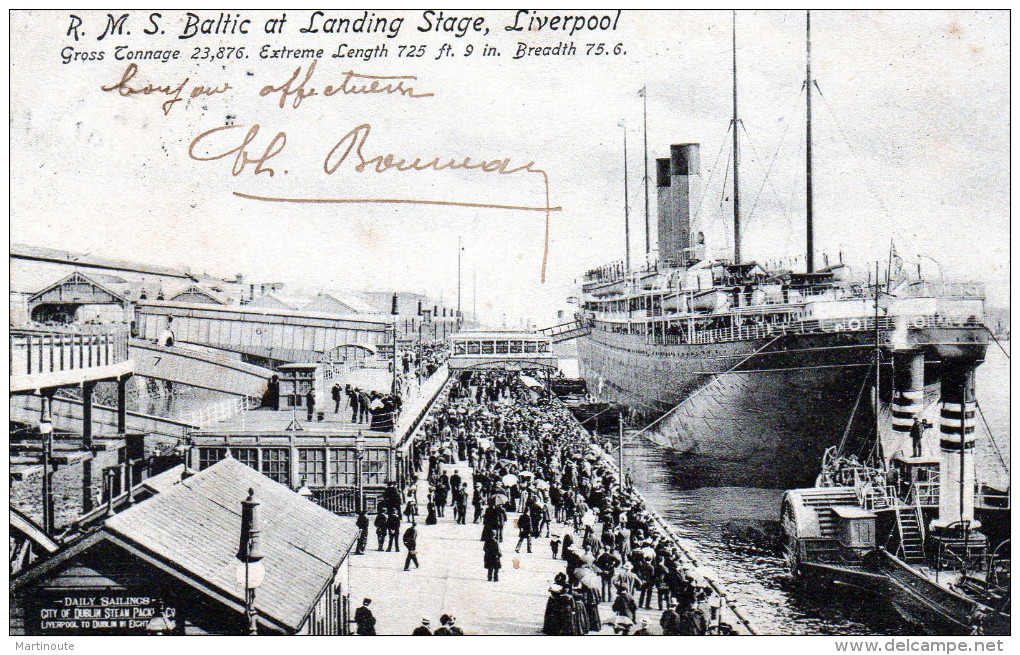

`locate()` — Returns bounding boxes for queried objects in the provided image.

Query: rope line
[976,400,1010,476]
[633,333,784,437]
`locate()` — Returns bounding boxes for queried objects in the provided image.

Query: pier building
[11,458,359,635]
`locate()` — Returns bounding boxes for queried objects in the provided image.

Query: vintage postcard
[7,8,1010,646]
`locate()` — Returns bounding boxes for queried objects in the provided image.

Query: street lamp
[235,488,265,635]
[355,431,367,513]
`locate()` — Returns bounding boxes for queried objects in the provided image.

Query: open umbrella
[502,474,518,487]
[491,493,509,506]
[581,510,597,527]
[575,567,601,590]
[639,546,656,560]
[519,471,534,479]
[535,479,550,490]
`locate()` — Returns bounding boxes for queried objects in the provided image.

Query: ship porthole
[847,318,862,331]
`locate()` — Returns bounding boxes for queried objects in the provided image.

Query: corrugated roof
[104,458,358,632]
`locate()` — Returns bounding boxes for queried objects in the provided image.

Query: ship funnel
[931,361,980,532]
[657,144,700,268]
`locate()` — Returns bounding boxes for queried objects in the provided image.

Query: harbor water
[623,346,1010,635]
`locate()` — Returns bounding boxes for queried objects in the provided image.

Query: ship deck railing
[638,313,983,347]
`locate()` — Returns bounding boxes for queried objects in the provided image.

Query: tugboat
[782,333,1010,634]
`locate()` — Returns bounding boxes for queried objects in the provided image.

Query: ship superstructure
[574,13,988,488]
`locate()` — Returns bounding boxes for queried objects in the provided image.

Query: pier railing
[10,326,130,378]
[556,397,757,634]
[185,395,261,429]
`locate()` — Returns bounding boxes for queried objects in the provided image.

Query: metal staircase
[894,504,926,564]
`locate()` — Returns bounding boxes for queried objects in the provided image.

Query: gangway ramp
[129,340,273,397]
[536,320,590,343]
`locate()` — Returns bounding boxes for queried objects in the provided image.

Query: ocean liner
[574,14,988,488]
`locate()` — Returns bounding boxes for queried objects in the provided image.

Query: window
[329,448,356,486]
[509,340,523,354]
[260,448,290,485]
[538,341,551,353]
[467,341,480,355]
[198,447,225,470]
[299,448,326,486]
[481,341,494,355]
[362,449,388,486]
[231,448,258,471]
[523,341,537,353]
[453,341,466,355]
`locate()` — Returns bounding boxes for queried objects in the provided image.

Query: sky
[9,10,1010,327]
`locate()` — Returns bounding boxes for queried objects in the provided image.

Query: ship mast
[806,11,815,273]
[622,120,631,272]
[642,85,651,261]
[731,11,741,265]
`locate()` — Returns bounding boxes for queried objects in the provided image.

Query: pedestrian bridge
[10,327,133,394]
[128,340,274,398]
[447,331,558,371]
[135,300,392,365]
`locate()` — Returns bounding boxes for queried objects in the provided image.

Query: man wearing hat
[433,614,453,635]
[633,618,652,635]
[613,560,641,597]
[412,618,432,635]
[354,598,376,635]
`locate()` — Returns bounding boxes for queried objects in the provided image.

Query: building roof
[304,291,381,315]
[451,330,550,340]
[103,458,358,632]
[11,243,191,279]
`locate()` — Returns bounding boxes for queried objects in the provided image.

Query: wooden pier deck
[348,462,669,635]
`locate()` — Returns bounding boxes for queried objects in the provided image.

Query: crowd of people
[329,383,402,431]
[398,369,737,636]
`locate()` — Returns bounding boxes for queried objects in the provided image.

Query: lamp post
[355,431,367,513]
[236,488,265,635]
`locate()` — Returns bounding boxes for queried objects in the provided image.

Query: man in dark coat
[660,604,682,636]
[305,389,316,421]
[595,549,620,602]
[484,533,502,581]
[403,522,419,570]
[411,618,431,635]
[354,598,376,635]
[331,383,342,413]
[348,386,360,422]
[386,508,401,552]
[374,510,388,551]
[355,510,369,554]
[514,511,533,553]
[433,614,452,635]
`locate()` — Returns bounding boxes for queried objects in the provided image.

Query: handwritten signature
[100,64,229,116]
[188,122,558,280]
[259,60,433,110]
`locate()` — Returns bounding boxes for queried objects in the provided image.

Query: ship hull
[578,328,936,489]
